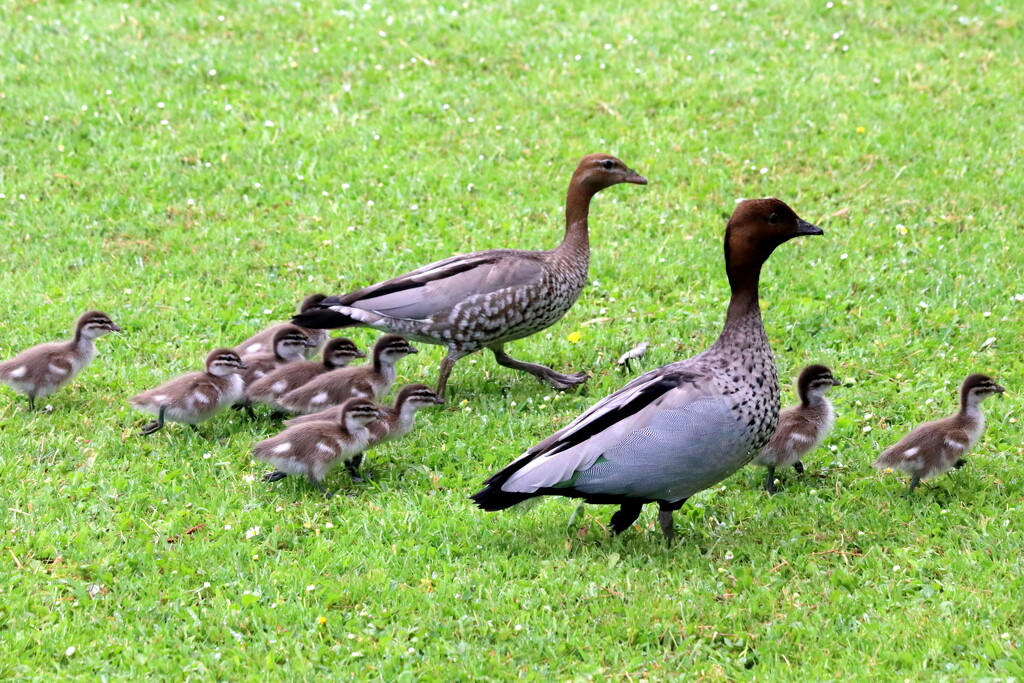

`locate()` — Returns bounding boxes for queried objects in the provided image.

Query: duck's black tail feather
[469,485,536,511]
[292,306,357,329]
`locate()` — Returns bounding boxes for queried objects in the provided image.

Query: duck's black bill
[796,219,823,236]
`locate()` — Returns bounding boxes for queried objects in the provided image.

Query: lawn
[1,0,1022,678]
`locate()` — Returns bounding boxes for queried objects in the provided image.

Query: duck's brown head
[572,154,648,192]
[724,198,822,290]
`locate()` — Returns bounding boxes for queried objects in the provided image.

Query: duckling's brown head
[323,337,365,368]
[299,293,328,313]
[573,154,648,192]
[340,397,389,427]
[395,383,446,408]
[797,364,840,405]
[273,326,317,359]
[206,348,248,376]
[960,373,1005,407]
[724,198,822,289]
[77,311,122,338]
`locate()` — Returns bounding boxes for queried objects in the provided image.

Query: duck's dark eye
[767,212,780,225]
[601,159,615,170]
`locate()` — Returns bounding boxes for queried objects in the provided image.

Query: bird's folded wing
[332,251,545,321]
[498,368,721,493]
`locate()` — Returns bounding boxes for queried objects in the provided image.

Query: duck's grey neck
[557,182,598,255]
[960,398,984,420]
[71,334,96,354]
[342,418,369,439]
[802,391,828,409]
[375,358,398,385]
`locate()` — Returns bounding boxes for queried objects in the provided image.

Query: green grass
[1,0,1022,678]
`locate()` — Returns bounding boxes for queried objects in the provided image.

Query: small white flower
[306,584,316,592]
[245,526,260,539]
[223,524,232,530]
[65,646,76,657]
[840,253,848,260]
[264,120,275,127]
[157,101,165,109]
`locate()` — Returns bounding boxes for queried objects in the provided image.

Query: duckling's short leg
[436,347,470,397]
[189,424,201,434]
[244,403,257,420]
[793,461,805,475]
[904,475,922,497]
[609,502,643,535]
[140,406,167,436]
[764,465,777,494]
[490,344,589,391]
[28,395,36,411]
[953,459,967,469]
[263,471,287,482]
[345,453,366,482]
[307,473,334,499]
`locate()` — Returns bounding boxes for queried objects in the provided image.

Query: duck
[254,397,387,498]
[275,334,418,414]
[284,382,444,480]
[0,310,120,410]
[470,198,823,544]
[873,373,1005,495]
[129,348,247,435]
[292,154,647,396]
[750,364,840,494]
[234,293,329,359]
[243,337,365,411]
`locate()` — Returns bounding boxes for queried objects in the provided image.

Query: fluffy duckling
[292,154,647,396]
[751,364,840,494]
[285,383,444,480]
[471,198,823,544]
[874,373,1004,495]
[234,293,329,359]
[238,326,317,386]
[254,397,387,498]
[276,334,418,415]
[129,348,247,435]
[243,337,365,411]
[0,310,120,410]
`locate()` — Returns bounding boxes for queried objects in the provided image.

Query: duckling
[238,326,317,386]
[0,310,120,410]
[129,348,247,435]
[254,397,387,498]
[243,337,365,411]
[285,383,444,480]
[750,364,840,494]
[234,293,329,359]
[275,334,418,415]
[292,154,647,397]
[874,373,1004,495]
[471,198,823,544]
